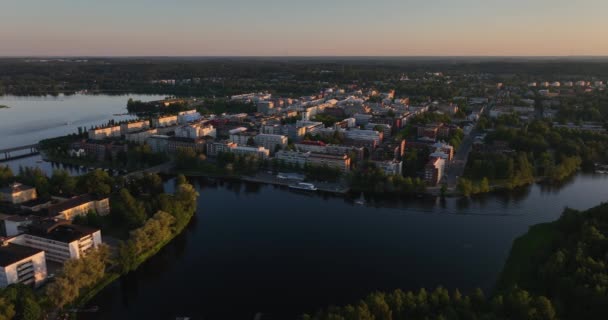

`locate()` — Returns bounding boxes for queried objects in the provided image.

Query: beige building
[0,183,37,204]
[46,195,110,220]
[88,125,121,140]
[253,134,288,153]
[308,153,351,173]
[120,120,150,135]
[152,115,178,128]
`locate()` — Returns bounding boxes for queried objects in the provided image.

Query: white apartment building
[88,125,121,140]
[152,115,178,128]
[10,220,102,263]
[275,150,310,168]
[177,110,202,124]
[229,132,258,146]
[253,134,288,153]
[232,146,270,159]
[46,195,110,221]
[125,128,158,145]
[344,129,383,145]
[0,243,47,288]
[175,124,216,139]
[120,120,150,135]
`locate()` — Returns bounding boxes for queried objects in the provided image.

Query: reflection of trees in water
[491,184,532,205]
[243,181,261,194]
[538,174,577,194]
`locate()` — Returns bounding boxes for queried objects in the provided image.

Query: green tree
[77,169,113,195]
[49,169,76,195]
[113,189,147,229]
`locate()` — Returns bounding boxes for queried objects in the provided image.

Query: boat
[354,193,366,205]
[289,182,318,191]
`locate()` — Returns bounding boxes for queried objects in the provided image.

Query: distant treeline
[3,58,608,96]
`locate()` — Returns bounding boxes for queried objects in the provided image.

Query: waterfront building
[308,153,351,173]
[275,150,310,168]
[0,243,47,288]
[88,125,121,140]
[9,220,102,263]
[120,120,150,135]
[424,157,446,186]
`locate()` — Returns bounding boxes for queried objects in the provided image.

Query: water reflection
[82,173,608,320]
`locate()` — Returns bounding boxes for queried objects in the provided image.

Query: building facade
[0,243,47,288]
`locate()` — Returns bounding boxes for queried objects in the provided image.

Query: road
[446,100,494,189]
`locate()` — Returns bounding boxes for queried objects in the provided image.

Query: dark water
[81,174,608,320]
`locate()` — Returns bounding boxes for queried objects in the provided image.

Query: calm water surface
[81,174,608,320]
[0,94,164,149]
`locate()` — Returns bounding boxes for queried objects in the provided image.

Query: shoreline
[72,210,196,310]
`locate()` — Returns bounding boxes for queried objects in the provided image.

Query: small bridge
[0,144,40,162]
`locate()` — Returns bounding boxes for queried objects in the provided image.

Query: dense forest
[308,202,608,320]
[2,58,608,97]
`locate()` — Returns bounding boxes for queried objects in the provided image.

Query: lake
[0,94,164,150]
[81,174,608,320]
[0,94,164,175]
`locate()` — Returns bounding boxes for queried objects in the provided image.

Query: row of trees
[350,162,426,195]
[457,177,490,197]
[307,287,557,320]
[45,246,110,309]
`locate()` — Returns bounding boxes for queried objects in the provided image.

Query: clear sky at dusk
[1,0,607,56]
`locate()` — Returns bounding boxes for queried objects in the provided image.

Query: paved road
[446,101,494,189]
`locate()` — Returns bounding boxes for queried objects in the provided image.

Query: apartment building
[46,195,110,220]
[0,243,47,288]
[125,128,158,145]
[120,120,150,135]
[88,125,121,140]
[177,110,202,124]
[308,153,351,173]
[424,157,446,186]
[275,150,310,168]
[0,183,37,204]
[152,115,178,128]
[10,220,102,263]
[253,134,288,153]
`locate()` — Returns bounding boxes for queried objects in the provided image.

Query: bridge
[0,144,40,162]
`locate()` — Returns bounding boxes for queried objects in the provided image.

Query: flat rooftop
[0,243,43,267]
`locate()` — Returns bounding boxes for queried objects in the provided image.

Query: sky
[1,0,607,56]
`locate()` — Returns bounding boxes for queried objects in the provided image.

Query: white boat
[289,182,318,191]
